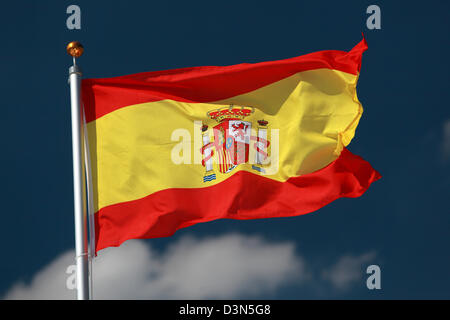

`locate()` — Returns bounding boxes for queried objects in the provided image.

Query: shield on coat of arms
[213,119,252,173]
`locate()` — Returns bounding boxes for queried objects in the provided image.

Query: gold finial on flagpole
[67,41,84,66]
[67,41,84,57]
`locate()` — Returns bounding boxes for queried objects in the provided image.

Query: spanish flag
[82,38,380,252]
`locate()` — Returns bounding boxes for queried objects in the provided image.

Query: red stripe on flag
[82,38,368,122]
[94,147,380,253]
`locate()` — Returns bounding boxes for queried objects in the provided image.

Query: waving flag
[82,38,380,253]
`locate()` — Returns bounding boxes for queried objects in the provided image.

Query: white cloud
[4,250,77,300]
[4,233,304,300]
[442,120,450,161]
[321,252,376,290]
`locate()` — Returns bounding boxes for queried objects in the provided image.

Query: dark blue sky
[1,0,449,299]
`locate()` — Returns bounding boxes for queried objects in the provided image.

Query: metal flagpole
[67,41,90,300]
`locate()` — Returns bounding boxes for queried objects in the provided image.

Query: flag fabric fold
[82,38,380,253]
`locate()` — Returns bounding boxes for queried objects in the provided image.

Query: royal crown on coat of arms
[206,105,254,123]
